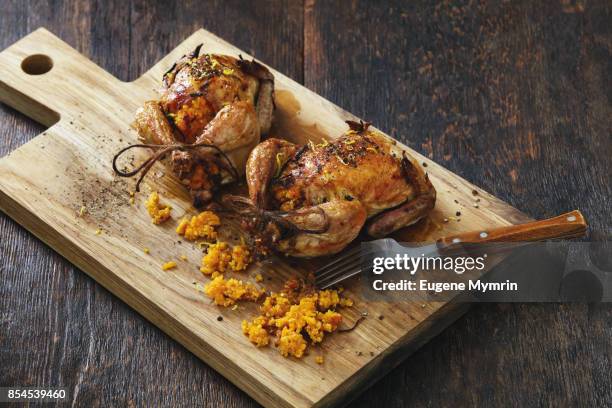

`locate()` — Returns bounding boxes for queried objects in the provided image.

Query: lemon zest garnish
[335,155,349,165]
[316,138,329,148]
[275,152,284,177]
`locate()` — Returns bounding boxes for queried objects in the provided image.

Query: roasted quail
[115,44,274,207]
[236,121,436,257]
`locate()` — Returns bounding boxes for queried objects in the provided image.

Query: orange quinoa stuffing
[229,244,251,272]
[278,327,308,358]
[172,97,212,138]
[200,242,231,275]
[146,191,172,224]
[176,211,220,241]
[204,275,263,307]
[200,241,252,275]
[241,316,269,347]
[242,285,351,359]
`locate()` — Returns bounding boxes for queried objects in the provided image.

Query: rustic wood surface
[0,26,526,408]
[0,0,610,407]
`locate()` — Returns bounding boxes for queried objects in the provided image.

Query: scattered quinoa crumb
[242,316,269,347]
[242,284,352,359]
[315,356,324,364]
[95,229,102,235]
[146,191,172,224]
[255,273,263,282]
[229,244,251,271]
[162,261,177,271]
[79,206,86,217]
[176,211,220,240]
[200,242,231,275]
[180,254,188,261]
[204,275,263,307]
[143,247,150,254]
[200,241,252,275]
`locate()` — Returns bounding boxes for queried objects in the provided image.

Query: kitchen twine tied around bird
[112,39,337,236]
[111,140,330,239]
[112,141,330,238]
[111,141,239,193]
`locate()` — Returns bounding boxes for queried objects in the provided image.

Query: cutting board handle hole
[21,54,53,75]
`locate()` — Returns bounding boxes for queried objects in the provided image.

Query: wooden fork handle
[437,210,587,247]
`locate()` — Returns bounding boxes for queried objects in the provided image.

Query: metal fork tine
[316,253,377,288]
[315,254,361,279]
[318,264,374,289]
[315,256,362,282]
[314,245,362,277]
[314,240,384,288]
[316,244,381,277]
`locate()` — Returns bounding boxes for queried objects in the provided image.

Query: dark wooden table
[1,1,610,406]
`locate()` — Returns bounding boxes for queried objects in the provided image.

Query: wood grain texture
[0,25,534,407]
[0,1,610,407]
[0,2,302,408]
[304,1,611,407]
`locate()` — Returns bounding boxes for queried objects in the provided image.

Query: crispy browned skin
[132,46,274,206]
[245,123,436,257]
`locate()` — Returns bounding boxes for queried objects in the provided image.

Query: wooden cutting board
[0,28,531,408]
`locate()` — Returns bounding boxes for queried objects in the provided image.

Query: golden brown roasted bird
[233,121,436,257]
[114,44,274,207]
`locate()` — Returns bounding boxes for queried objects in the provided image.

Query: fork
[315,210,587,289]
